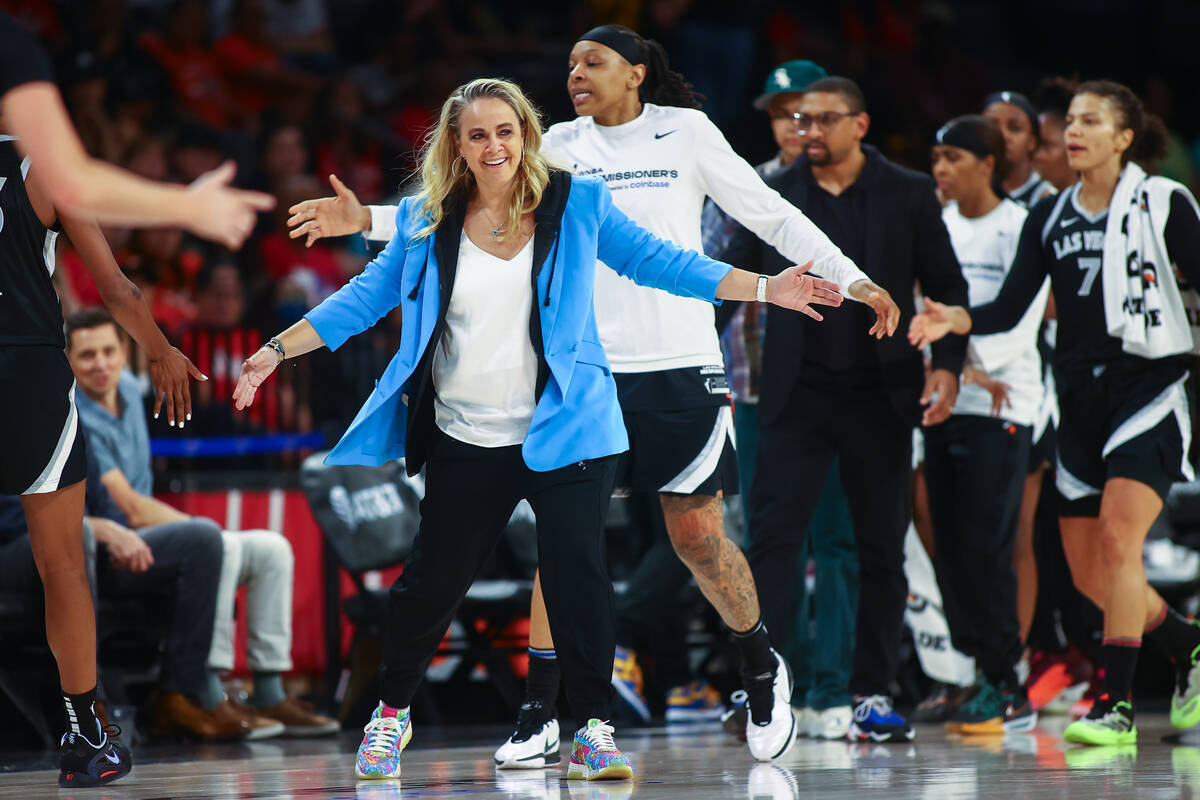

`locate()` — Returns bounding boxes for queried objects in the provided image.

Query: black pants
[924,415,1030,686]
[380,430,618,729]
[748,381,911,697]
[614,491,692,689]
[0,519,223,699]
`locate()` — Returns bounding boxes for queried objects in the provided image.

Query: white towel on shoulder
[1101,162,1200,358]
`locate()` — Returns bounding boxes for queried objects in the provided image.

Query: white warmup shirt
[542,104,869,373]
[943,199,1048,426]
[366,103,870,375]
[432,233,538,447]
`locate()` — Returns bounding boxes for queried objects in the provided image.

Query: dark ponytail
[639,36,703,110]
[1075,80,1169,167]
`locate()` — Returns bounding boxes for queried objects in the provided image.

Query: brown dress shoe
[255,697,340,737]
[216,699,285,741]
[151,692,249,742]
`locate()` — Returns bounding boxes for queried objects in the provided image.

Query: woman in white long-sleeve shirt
[287,25,899,765]
[922,115,1048,737]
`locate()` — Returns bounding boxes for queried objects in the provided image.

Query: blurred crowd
[4,0,1199,455]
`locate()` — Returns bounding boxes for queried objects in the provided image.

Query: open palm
[768,262,844,321]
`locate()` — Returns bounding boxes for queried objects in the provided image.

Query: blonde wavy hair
[411,78,552,242]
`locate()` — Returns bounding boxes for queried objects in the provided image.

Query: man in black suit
[718,76,969,743]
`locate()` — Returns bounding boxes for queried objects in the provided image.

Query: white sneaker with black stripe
[745,650,799,761]
[495,701,561,769]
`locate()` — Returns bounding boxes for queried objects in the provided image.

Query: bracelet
[265,337,285,362]
[755,274,769,303]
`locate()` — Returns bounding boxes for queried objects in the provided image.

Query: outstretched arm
[4,82,274,248]
[232,318,326,411]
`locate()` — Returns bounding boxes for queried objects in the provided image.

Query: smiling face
[566,40,643,119]
[68,322,127,402]
[983,101,1037,170]
[1064,93,1133,173]
[931,144,993,203]
[456,97,524,190]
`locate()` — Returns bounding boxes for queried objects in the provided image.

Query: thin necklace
[479,204,503,240]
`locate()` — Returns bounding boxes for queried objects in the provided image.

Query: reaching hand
[909,298,964,348]
[963,367,1012,418]
[765,261,844,321]
[186,161,276,250]
[288,174,370,247]
[920,368,959,427]
[148,347,208,428]
[233,347,282,411]
[848,280,901,339]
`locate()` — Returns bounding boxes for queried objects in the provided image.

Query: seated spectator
[260,123,311,190]
[65,309,338,737]
[193,262,247,330]
[139,0,235,130]
[214,0,323,122]
[122,228,202,337]
[260,175,355,325]
[313,77,384,205]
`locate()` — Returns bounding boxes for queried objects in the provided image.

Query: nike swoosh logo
[104,752,121,764]
[1061,217,1078,228]
[654,130,677,140]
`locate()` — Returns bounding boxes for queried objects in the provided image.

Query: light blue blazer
[305,173,732,472]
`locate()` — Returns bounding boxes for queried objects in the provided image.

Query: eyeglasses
[775,111,858,131]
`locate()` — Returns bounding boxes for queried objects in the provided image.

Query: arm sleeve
[365,204,399,241]
[0,13,54,97]
[910,180,970,374]
[691,114,871,294]
[304,203,411,351]
[593,180,731,302]
[970,204,1052,336]
[1165,188,1200,288]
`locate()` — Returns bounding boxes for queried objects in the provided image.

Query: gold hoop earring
[451,156,468,179]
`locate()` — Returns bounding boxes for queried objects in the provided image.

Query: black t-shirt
[0,138,63,348]
[0,12,54,97]
[795,169,879,379]
[972,183,1200,382]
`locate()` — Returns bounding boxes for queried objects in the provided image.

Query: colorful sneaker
[58,722,133,787]
[1026,654,1074,712]
[665,680,725,723]
[1170,643,1200,730]
[495,700,561,769]
[566,719,633,781]
[355,704,411,779]
[744,650,799,761]
[957,682,1037,735]
[1064,694,1137,746]
[721,690,748,741]
[611,646,650,724]
[848,695,914,743]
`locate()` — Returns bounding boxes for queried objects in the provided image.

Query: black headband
[935,120,992,160]
[578,25,645,67]
[984,90,1039,136]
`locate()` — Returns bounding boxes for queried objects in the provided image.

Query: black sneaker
[59,723,133,787]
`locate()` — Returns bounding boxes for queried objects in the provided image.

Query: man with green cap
[703,58,859,741]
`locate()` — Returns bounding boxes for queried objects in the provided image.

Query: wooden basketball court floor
[3,714,1199,799]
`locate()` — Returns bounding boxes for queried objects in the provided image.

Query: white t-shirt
[368,104,869,374]
[542,104,868,372]
[942,199,1047,426]
[432,233,538,447]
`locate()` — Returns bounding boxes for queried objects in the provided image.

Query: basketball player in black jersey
[0,113,205,784]
[913,81,1200,746]
[982,92,1056,209]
